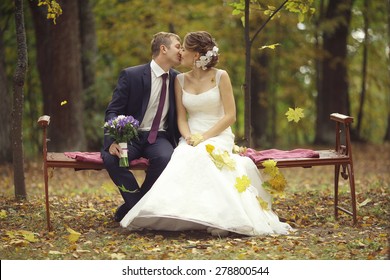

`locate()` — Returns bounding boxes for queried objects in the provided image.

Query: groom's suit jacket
[103,63,180,151]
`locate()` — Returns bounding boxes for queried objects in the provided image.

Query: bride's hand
[187,133,204,146]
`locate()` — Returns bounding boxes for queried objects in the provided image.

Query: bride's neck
[189,68,212,79]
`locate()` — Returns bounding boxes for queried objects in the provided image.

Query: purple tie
[147,73,168,144]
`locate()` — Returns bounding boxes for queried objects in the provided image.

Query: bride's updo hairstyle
[184,31,219,69]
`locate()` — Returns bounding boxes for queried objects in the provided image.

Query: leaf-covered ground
[0,143,389,260]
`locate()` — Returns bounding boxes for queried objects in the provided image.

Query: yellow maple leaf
[262,159,279,177]
[235,175,251,193]
[257,196,269,210]
[0,209,7,219]
[259,43,281,50]
[220,151,236,170]
[285,107,304,123]
[20,230,39,243]
[207,147,236,170]
[205,144,215,154]
[66,227,81,243]
[268,173,287,193]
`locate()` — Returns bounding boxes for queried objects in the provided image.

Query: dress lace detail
[120,69,292,236]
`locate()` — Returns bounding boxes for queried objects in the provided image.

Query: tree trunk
[0,11,12,164]
[29,0,86,152]
[13,0,27,199]
[384,0,390,142]
[251,55,269,149]
[355,0,369,140]
[314,0,325,143]
[79,0,96,92]
[78,0,99,150]
[244,0,252,147]
[315,0,355,144]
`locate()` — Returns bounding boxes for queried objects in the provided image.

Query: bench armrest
[329,113,353,157]
[38,115,51,127]
[330,113,354,124]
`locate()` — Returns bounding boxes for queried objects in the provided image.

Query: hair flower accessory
[195,46,219,70]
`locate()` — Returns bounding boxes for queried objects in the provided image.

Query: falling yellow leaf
[0,209,7,219]
[66,227,81,243]
[285,107,304,123]
[268,173,287,193]
[262,159,279,177]
[60,100,67,106]
[259,43,281,50]
[235,175,251,193]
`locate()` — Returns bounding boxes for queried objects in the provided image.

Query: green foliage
[2,0,388,157]
[37,0,62,23]
[347,0,389,143]
[284,0,315,22]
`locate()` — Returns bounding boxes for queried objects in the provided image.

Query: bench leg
[347,163,357,225]
[334,164,340,220]
[334,163,357,225]
[43,163,52,231]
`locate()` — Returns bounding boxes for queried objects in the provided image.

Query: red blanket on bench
[243,148,319,162]
[64,148,319,166]
[63,152,149,166]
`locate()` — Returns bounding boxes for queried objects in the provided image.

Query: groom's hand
[109,143,122,157]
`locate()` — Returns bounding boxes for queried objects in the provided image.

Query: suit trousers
[101,131,174,210]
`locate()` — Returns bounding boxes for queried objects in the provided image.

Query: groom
[101,32,182,222]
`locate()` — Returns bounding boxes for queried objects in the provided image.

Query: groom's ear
[160,45,168,54]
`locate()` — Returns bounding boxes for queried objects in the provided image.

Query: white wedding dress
[120,70,292,236]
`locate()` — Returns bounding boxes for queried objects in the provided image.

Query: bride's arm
[174,76,191,140]
[201,70,236,141]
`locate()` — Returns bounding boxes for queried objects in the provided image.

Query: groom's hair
[151,32,181,58]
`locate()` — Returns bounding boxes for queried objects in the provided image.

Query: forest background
[1,0,389,162]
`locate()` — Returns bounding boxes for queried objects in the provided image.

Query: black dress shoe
[114,203,130,222]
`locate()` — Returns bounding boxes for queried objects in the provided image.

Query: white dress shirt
[139,60,169,131]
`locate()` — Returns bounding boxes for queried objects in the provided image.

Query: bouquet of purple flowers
[104,115,139,167]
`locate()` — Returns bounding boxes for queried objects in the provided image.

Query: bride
[120,31,292,236]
